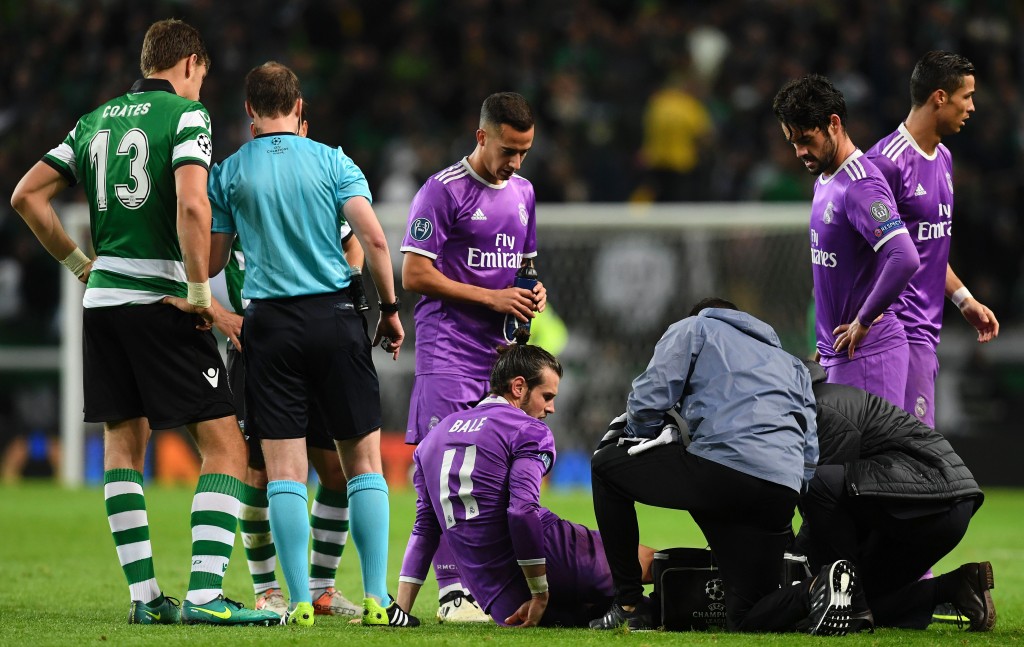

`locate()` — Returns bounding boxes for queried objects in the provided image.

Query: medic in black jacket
[795,360,995,632]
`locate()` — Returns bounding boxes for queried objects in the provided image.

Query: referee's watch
[378,297,401,313]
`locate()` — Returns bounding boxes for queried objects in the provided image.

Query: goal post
[57,201,810,485]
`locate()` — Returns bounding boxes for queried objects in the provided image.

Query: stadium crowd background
[0,0,1022,480]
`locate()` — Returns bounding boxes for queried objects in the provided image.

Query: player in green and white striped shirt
[10,19,277,627]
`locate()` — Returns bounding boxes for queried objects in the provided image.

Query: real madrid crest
[823,201,834,225]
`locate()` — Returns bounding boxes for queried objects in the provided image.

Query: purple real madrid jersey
[401,158,538,380]
[867,124,955,348]
[412,396,554,612]
[810,150,910,361]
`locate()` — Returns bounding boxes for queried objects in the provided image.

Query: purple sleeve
[400,178,452,257]
[399,457,442,583]
[866,150,908,204]
[856,232,920,324]
[507,456,546,566]
[844,175,906,251]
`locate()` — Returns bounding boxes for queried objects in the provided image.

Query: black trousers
[591,442,811,632]
[798,464,975,628]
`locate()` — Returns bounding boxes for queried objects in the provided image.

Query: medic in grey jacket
[625,307,818,494]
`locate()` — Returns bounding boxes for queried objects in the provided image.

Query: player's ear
[828,114,841,136]
[184,53,198,78]
[510,375,527,400]
[933,88,947,107]
[475,128,487,148]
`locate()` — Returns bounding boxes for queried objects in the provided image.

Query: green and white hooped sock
[185,473,244,605]
[104,468,162,605]
[309,484,349,596]
[239,485,280,594]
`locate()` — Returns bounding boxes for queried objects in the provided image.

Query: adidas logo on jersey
[914,183,927,196]
[471,209,487,221]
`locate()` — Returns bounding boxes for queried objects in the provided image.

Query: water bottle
[504,258,538,344]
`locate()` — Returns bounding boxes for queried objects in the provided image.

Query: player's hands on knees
[373,313,405,360]
[161,296,214,331]
[505,592,548,628]
[490,286,537,322]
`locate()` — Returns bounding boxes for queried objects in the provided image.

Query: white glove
[627,423,683,456]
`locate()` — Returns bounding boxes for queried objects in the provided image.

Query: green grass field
[1,483,1021,646]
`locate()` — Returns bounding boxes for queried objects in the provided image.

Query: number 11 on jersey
[439,445,480,529]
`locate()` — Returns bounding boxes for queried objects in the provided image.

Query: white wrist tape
[60,247,91,278]
[951,287,973,309]
[187,280,212,308]
[526,575,548,595]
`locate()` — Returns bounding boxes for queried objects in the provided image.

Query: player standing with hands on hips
[773,75,920,406]
[399,92,546,622]
[10,19,280,626]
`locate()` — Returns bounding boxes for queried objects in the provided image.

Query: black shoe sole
[809,560,855,636]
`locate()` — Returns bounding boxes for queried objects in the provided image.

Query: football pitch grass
[2,483,1021,646]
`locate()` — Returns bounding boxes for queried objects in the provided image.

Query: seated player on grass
[397,344,654,627]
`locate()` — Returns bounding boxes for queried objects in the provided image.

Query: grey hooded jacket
[626,308,818,493]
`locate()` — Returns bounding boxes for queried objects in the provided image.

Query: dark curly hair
[772,74,847,134]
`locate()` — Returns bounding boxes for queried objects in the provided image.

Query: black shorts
[83,303,235,430]
[227,341,339,470]
[243,291,381,443]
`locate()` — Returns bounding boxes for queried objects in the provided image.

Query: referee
[207,61,412,627]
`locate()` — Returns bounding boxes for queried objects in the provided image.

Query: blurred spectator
[635,69,715,202]
[1,0,1023,447]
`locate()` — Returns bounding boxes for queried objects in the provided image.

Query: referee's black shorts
[228,340,347,470]
[243,290,381,444]
[83,303,235,429]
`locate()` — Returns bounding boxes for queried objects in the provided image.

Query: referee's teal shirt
[210,132,371,299]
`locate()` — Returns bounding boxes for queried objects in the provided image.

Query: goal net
[57,202,810,482]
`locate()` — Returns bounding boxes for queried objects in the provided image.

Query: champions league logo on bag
[704,578,725,602]
[653,548,727,631]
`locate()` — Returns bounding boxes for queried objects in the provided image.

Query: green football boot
[284,601,315,626]
[128,595,181,625]
[181,594,280,626]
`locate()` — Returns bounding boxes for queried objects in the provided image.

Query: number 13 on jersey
[89,128,152,211]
